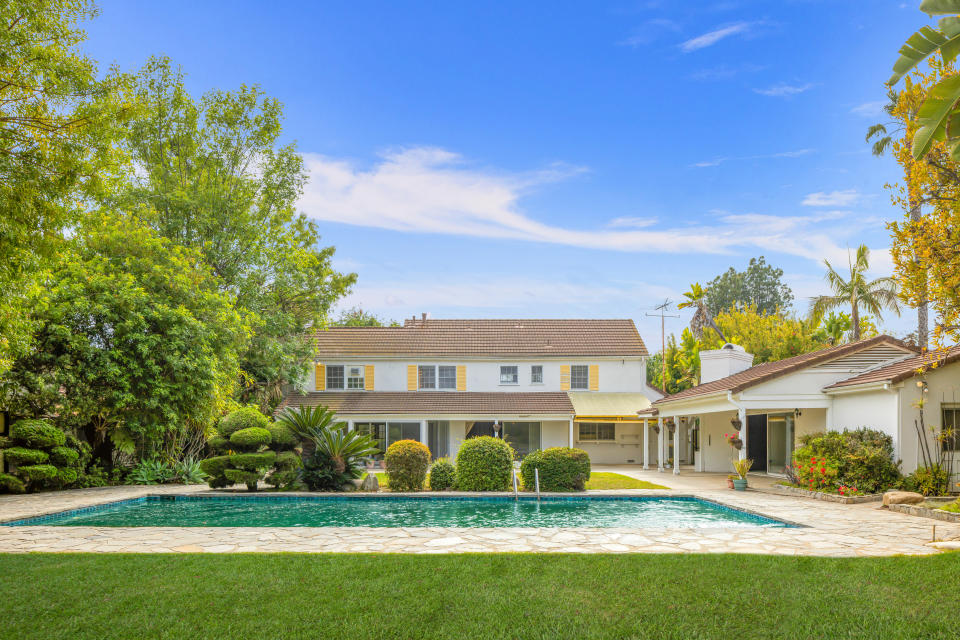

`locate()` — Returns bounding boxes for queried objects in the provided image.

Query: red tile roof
[824,345,960,390]
[277,391,575,415]
[313,319,648,357]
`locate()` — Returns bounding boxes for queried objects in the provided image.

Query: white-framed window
[531,365,543,384]
[438,366,457,390]
[346,365,365,389]
[326,365,345,389]
[500,365,519,385]
[579,422,615,442]
[570,365,589,390]
[418,365,436,389]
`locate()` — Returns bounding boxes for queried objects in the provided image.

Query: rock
[882,490,925,507]
[360,473,379,492]
[340,481,358,492]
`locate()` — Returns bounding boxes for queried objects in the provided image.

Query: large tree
[106,58,355,408]
[704,256,794,317]
[334,306,399,327]
[677,283,726,342]
[700,306,830,364]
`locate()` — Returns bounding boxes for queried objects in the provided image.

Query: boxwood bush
[11,420,65,449]
[384,440,431,491]
[3,447,49,466]
[0,419,84,493]
[229,427,272,451]
[455,436,514,491]
[520,447,591,492]
[217,407,269,437]
[428,458,456,491]
[202,408,302,491]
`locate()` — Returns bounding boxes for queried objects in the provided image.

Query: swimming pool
[1,495,791,528]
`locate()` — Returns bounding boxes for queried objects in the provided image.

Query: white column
[673,418,681,475]
[346,419,354,432]
[419,419,428,446]
[643,419,650,469]
[568,417,574,447]
[695,417,704,472]
[657,417,664,472]
[737,407,747,461]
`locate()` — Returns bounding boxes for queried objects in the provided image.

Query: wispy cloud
[850,101,886,117]
[801,189,860,207]
[680,22,752,52]
[690,148,814,168]
[607,216,659,229]
[753,83,815,97]
[619,18,681,47]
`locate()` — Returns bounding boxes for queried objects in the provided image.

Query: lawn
[585,472,669,490]
[2,553,959,639]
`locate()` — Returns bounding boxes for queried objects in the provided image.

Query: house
[647,335,960,483]
[279,317,663,463]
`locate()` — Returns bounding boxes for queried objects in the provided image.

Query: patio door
[428,421,449,460]
[766,414,794,475]
[747,414,767,472]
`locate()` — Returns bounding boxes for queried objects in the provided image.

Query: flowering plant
[793,455,839,491]
[837,484,863,496]
[723,433,743,450]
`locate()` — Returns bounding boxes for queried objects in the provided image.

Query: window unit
[570,365,589,390]
[418,365,436,390]
[346,366,365,390]
[578,422,616,442]
[530,365,543,384]
[418,365,458,390]
[326,365,345,390]
[438,365,457,390]
[500,365,519,385]
[943,406,960,452]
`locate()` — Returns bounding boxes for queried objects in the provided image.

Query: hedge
[520,447,591,492]
[267,423,299,451]
[455,436,514,491]
[208,436,230,454]
[384,440,431,492]
[10,420,65,449]
[428,458,456,491]
[223,468,262,490]
[230,451,277,471]
[218,407,269,437]
[229,427,272,451]
[49,446,79,467]
[16,464,58,482]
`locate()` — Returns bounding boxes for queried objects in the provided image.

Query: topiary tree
[455,436,514,491]
[218,407,270,437]
[384,439,431,492]
[0,419,84,493]
[520,447,591,492]
[428,458,456,491]
[202,407,302,491]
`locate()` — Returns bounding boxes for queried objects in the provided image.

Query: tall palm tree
[809,245,900,341]
[678,283,726,343]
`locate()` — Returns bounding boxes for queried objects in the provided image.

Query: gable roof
[824,345,960,390]
[653,335,918,406]
[277,391,575,415]
[313,319,648,358]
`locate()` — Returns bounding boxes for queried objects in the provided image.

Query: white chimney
[699,343,754,383]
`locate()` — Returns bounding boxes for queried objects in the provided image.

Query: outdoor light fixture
[795,408,802,418]
[917,380,929,393]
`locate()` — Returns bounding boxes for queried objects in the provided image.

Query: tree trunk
[851,303,860,341]
[909,202,929,348]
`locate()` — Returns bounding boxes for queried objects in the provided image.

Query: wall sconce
[794,408,802,418]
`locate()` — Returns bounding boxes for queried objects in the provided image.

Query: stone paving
[2,478,959,555]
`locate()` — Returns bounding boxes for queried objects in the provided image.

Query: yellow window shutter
[364,365,374,391]
[315,364,325,391]
[407,365,417,391]
[456,365,466,391]
[589,365,599,391]
[560,365,570,391]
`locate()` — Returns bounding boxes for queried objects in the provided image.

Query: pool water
[3,495,790,528]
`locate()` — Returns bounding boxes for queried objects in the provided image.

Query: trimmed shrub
[218,407,269,438]
[207,436,230,454]
[302,449,352,491]
[10,420,65,448]
[229,427,272,451]
[56,467,78,485]
[520,447,591,492]
[3,447,49,466]
[230,451,277,471]
[455,436,514,491]
[49,446,79,467]
[223,468,262,490]
[274,451,301,471]
[793,428,901,494]
[384,440,431,492]
[199,455,232,488]
[16,464,58,482]
[0,473,25,494]
[428,458,456,491]
[267,423,299,451]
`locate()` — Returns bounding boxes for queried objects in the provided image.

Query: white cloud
[850,101,886,117]
[607,216,659,229]
[680,22,752,52]
[690,148,814,168]
[801,189,860,207]
[619,18,681,47]
[753,83,815,97]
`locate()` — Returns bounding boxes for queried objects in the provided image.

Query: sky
[81,0,931,346]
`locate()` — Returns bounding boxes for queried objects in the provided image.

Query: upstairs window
[418,365,436,389]
[531,365,543,384]
[500,365,519,385]
[570,365,589,390]
[346,366,365,390]
[326,365,345,390]
[438,366,457,390]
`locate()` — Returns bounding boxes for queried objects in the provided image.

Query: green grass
[585,472,669,490]
[2,553,959,639]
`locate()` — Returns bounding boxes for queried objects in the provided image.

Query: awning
[567,392,653,422]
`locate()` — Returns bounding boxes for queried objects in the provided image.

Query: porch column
[568,417,574,448]
[673,418,681,475]
[642,419,650,470]
[737,407,747,461]
[657,417,664,472]
[695,417,704,472]
[346,420,354,432]
[419,419,428,446]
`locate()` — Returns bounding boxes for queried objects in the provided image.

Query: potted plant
[732,458,753,491]
[730,415,742,430]
[724,433,743,450]
[726,475,737,489]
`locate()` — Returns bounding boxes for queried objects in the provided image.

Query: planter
[726,477,735,489]
[733,478,747,491]
[728,438,743,450]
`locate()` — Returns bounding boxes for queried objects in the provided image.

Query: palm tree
[277,405,380,475]
[809,245,900,341]
[678,283,726,342]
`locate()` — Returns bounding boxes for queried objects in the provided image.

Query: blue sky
[82,0,926,344]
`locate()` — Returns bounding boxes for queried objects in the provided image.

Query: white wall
[896,362,960,476]
[830,390,899,442]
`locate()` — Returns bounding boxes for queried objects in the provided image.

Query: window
[326,365,344,389]
[503,422,540,458]
[500,365,519,384]
[570,365,589,390]
[438,366,457,390]
[346,365,365,389]
[418,365,436,389]
[531,365,543,384]
[943,406,960,452]
[578,422,616,442]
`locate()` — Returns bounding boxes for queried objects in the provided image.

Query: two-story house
[279,317,663,463]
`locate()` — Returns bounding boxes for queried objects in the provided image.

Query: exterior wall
[697,412,737,473]
[540,420,571,449]
[895,362,960,476]
[793,408,827,442]
[830,391,899,441]
[574,421,645,464]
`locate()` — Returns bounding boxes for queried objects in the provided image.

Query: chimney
[699,343,754,383]
[421,312,427,324]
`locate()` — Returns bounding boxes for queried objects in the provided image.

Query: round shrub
[56,467,78,486]
[229,427,272,451]
[16,464,58,483]
[230,451,277,471]
[49,446,79,467]
[274,451,301,471]
[3,447,49,466]
[520,447,591,492]
[455,436,514,491]
[0,473,25,494]
[267,423,299,451]
[223,468,261,490]
[10,419,65,449]
[199,455,232,478]
[208,435,230,454]
[218,407,269,438]
[428,458,456,491]
[384,439,431,492]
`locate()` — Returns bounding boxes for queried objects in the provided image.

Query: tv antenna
[646,299,679,392]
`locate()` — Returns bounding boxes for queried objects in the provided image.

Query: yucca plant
[733,458,754,480]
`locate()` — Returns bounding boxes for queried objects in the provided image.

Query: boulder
[360,473,380,492]
[882,490,925,507]
[340,481,357,492]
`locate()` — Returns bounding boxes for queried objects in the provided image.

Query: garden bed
[771,483,882,504]
[889,499,960,524]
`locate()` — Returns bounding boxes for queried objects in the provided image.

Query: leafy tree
[704,257,794,317]
[0,0,126,372]
[334,306,399,327]
[106,58,355,409]
[815,312,853,346]
[699,306,829,364]
[0,214,248,467]
[677,283,726,342]
[809,245,900,341]
[645,329,700,394]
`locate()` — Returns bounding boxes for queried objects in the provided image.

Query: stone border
[769,484,882,504]
[890,503,960,523]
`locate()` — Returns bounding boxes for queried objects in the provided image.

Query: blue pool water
[2,495,791,528]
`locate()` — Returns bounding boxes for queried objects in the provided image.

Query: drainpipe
[727,392,747,462]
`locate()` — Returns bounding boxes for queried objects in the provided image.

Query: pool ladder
[512,468,519,500]
[534,468,540,501]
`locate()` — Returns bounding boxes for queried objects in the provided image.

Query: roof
[277,391,575,416]
[313,319,648,358]
[653,335,918,406]
[567,392,652,419]
[824,345,960,390]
